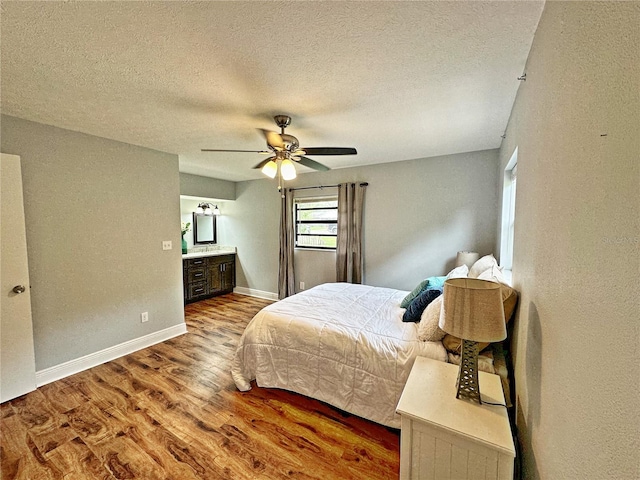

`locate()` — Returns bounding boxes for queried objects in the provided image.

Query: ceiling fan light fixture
[262,160,278,178]
[280,159,297,180]
[203,115,356,189]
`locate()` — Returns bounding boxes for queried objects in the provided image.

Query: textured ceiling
[1,1,544,182]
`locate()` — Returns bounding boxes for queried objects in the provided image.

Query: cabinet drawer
[187,267,206,283]
[186,258,206,268]
[188,281,207,298]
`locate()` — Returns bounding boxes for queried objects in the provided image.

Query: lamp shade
[439,278,506,343]
[455,251,480,268]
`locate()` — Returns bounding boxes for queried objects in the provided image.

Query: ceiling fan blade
[202,148,270,154]
[252,156,276,169]
[300,147,357,156]
[298,156,330,172]
[260,129,284,150]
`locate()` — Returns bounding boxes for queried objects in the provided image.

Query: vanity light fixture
[196,202,221,216]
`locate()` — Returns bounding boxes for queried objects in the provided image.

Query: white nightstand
[396,357,515,480]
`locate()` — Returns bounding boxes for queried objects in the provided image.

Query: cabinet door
[221,261,235,291]
[208,260,223,293]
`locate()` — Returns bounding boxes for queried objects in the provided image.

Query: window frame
[294,196,338,251]
[500,147,518,274]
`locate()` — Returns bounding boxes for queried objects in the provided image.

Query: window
[294,197,338,249]
[500,148,518,272]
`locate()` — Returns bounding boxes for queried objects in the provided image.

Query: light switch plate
[162,241,172,250]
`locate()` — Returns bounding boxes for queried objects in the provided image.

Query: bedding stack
[399,254,518,374]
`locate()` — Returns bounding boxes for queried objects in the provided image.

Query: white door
[1,153,37,402]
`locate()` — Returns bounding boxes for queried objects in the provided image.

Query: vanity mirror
[193,213,217,244]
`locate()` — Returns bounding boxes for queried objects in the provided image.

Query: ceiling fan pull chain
[278,167,284,196]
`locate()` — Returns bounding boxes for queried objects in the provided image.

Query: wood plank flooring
[1,293,400,479]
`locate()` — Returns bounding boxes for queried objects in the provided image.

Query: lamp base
[456,339,481,404]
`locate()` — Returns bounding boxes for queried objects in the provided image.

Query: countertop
[182,248,236,259]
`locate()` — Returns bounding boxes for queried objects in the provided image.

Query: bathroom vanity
[182,248,236,303]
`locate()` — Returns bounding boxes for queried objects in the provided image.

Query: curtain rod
[288,182,368,192]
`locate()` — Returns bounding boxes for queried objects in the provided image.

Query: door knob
[12,285,26,294]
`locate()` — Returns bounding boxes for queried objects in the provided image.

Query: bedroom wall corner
[222,178,282,295]
[497,3,639,479]
[225,149,499,295]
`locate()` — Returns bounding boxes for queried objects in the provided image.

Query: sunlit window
[294,198,338,250]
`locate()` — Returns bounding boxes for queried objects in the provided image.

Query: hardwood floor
[1,294,400,479]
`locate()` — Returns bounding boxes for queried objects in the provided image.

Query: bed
[231,282,449,428]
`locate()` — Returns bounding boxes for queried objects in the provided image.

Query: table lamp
[455,251,479,268]
[439,278,506,403]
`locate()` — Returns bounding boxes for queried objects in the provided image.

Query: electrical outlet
[300,281,305,290]
[141,312,149,323]
[162,241,172,250]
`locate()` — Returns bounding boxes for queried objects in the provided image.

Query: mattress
[231,282,448,428]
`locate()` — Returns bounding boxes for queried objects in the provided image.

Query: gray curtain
[278,188,295,299]
[336,182,367,283]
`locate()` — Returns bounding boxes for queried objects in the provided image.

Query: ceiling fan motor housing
[274,115,292,129]
[279,134,299,152]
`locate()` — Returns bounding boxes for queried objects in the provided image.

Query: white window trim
[500,148,518,274]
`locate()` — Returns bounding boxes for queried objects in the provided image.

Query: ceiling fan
[202,115,357,181]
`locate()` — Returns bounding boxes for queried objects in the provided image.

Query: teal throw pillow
[400,276,446,308]
[426,275,446,290]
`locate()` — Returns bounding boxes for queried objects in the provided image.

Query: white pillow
[468,254,498,278]
[445,264,468,279]
[477,264,508,285]
[417,296,446,342]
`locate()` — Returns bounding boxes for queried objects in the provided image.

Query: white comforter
[231,282,448,428]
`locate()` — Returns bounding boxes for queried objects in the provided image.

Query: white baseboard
[35,323,188,387]
[233,286,278,301]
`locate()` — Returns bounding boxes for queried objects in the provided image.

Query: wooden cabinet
[183,254,235,303]
[206,255,235,296]
[396,357,515,480]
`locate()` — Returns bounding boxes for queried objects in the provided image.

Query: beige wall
[221,177,282,295]
[1,115,185,371]
[497,2,639,478]
[226,149,499,295]
[179,172,235,200]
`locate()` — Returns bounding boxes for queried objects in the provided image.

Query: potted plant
[181,222,191,254]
